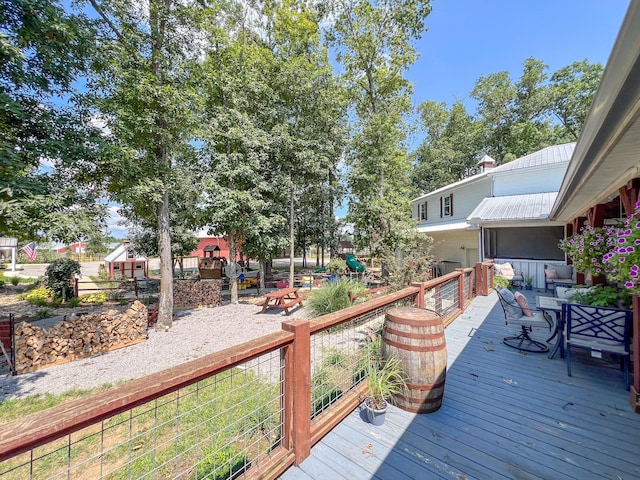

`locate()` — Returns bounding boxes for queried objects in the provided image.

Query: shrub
[97,264,109,280]
[36,309,50,319]
[193,446,248,480]
[307,279,366,316]
[80,292,107,305]
[325,258,347,275]
[66,297,82,307]
[494,275,511,290]
[45,258,80,300]
[10,276,19,286]
[22,286,53,306]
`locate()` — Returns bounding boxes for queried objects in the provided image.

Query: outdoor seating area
[493,262,523,288]
[282,289,640,479]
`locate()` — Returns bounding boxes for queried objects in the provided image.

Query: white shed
[104,241,148,279]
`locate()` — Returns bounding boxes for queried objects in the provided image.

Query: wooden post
[457,270,465,307]
[631,295,640,413]
[475,262,487,296]
[281,320,311,464]
[410,283,425,308]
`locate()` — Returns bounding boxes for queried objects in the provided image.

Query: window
[484,226,564,260]
[440,194,453,217]
[127,249,135,259]
[419,202,428,221]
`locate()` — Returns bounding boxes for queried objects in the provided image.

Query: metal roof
[0,238,18,248]
[490,143,576,174]
[467,192,558,224]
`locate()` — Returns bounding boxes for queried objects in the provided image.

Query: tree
[470,57,603,162]
[86,0,201,329]
[0,0,108,242]
[549,59,603,140]
[327,0,432,273]
[411,100,483,193]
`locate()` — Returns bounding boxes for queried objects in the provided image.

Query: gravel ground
[0,301,310,401]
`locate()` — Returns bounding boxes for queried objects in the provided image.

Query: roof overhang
[468,192,560,224]
[550,0,640,222]
[416,221,478,233]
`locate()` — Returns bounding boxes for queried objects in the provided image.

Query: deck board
[280,290,640,480]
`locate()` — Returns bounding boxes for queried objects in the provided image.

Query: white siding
[412,177,491,226]
[493,164,568,196]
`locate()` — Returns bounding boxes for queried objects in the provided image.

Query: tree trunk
[156,192,174,330]
[289,186,295,287]
[229,232,238,304]
[151,0,174,331]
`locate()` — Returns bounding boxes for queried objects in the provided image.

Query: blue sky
[406,0,630,111]
[108,0,632,235]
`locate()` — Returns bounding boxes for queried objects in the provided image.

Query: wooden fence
[0,263,495,479]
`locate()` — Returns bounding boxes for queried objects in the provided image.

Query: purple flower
[619,257,626,263]
[625,281,635,288]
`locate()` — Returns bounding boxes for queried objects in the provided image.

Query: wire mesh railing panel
[423,278,460,318]
[309,296,416,419]
[0,349,285,480]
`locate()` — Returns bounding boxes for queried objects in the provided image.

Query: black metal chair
[564,303,632,390]
[496,288,552,353]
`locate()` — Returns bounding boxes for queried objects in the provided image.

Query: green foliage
[494,275,511,290]
[570,285,631,308]
[10,276,19,286]
[362,335,407,410]
[194,446,248,480]
[80,292,107,305]
[22,286,53,305]
[329,0,431,267]
[307,279,365,316]
[97,264,109,280]
[325,258,347,275]
[36,309,50,319]
[559,225,616,275]
[66,297,81,307]
[45,258,80,299]
[381,232,434,289]
[0,0,108,242]
[525,275,533,286]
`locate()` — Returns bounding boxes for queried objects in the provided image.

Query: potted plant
[362,351,407,426]
[524,275,533,290]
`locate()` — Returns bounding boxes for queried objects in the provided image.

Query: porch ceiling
[550,0,640,222]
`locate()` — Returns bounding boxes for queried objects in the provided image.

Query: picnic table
[259,287,303,315]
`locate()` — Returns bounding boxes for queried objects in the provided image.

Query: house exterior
[545,0,640,408]
[56,242,87,254]
[412,143,575,287]
[104,241,148,279]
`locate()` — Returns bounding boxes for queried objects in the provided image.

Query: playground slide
[345,254,366,273]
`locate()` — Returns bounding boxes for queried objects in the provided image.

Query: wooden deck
[280,291,640,479]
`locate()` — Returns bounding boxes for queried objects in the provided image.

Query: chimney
[477,154,496,173]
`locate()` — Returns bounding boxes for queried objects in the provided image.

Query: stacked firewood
[14,301,148,373]
[173,279,222,308]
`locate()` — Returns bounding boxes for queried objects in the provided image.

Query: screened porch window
[484,226,565,260]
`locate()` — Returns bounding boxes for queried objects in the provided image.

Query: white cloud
[107,205,130,238]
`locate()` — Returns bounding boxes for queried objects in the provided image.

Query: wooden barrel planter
[382,306,447,413]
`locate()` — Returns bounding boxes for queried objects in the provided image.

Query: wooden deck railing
[0,263,493,479]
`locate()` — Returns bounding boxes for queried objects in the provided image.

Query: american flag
[21,242,37,261]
